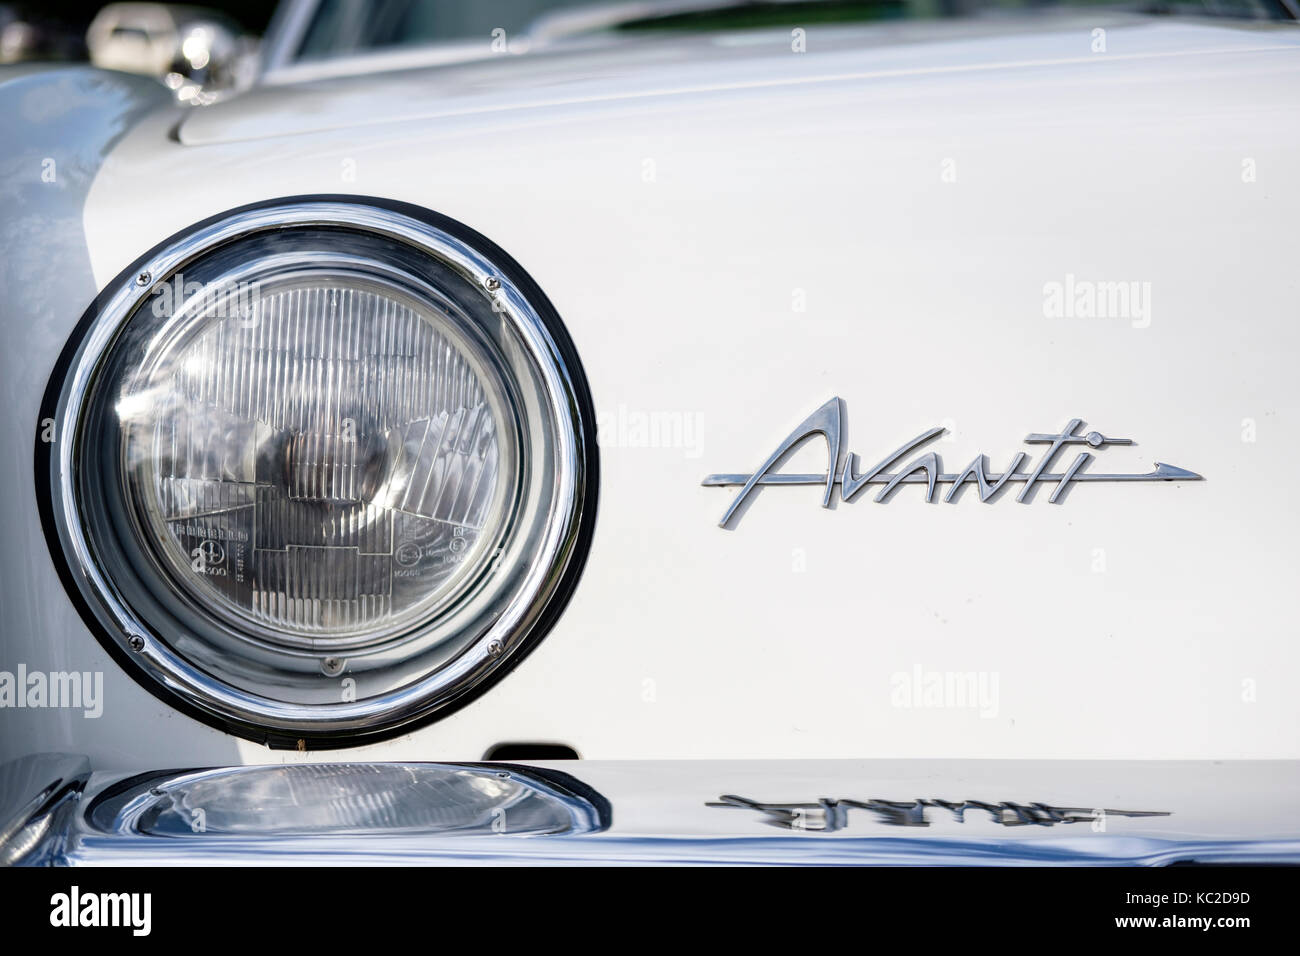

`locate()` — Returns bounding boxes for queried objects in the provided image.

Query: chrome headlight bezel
[38,198,598,747]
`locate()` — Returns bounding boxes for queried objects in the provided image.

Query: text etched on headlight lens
[43,201,595,745]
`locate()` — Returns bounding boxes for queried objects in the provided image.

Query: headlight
[41,199,596,746]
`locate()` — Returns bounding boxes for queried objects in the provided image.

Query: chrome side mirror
[164,21,258,104]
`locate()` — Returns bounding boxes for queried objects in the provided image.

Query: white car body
[2,8,1299,864]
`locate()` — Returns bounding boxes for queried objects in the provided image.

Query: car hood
[14,9,1296,768]
[178,13,1300,146]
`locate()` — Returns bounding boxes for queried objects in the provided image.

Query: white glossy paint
[47,14,1300,767]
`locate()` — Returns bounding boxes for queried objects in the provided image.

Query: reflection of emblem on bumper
[708,794,1171,830]
[703,397,1202,528]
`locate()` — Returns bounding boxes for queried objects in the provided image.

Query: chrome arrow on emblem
[702,398,1203,528]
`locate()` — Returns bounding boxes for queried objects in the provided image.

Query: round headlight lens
[122,271,516,650]
[45,201,595,744]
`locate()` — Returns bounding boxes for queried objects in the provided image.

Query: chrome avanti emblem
[703,398,1202,528]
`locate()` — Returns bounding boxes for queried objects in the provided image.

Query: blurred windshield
[295,0,596,59]
[283,0,1298,67]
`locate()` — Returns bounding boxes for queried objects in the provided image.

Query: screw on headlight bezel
[37,198,598,748]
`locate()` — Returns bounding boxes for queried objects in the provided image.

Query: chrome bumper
[5,754,1299,866]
